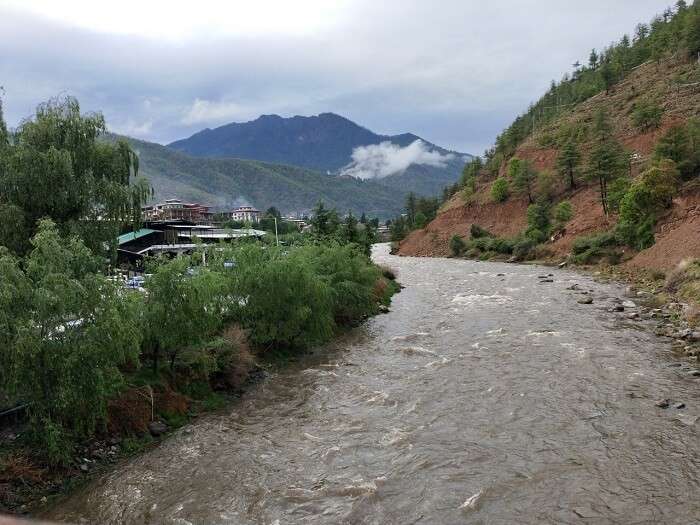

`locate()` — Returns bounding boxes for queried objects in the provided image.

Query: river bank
[0,253,400,519]
[40,244,700,523]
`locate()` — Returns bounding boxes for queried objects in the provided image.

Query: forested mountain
[168,113,470,197]
[113,135,404,218]
[398,1,700,273]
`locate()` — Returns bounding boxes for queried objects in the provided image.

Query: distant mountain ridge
[168,113,471,196]
[108,134,405,219]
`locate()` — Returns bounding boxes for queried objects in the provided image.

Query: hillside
[115,135,404,218]
[398,52,700,270]
[168,113,470,197]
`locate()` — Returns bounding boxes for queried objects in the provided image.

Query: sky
[0,0,675,154]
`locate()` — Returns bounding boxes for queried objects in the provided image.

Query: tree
[342,211,359,244]
[631,99,664,132]
[144,256,224,373]
[589,48,599,68]
[685,4,700,55]
[509,158,536,204]
[654,121,700,179]
[310,201,340,236]
[490,177,509,203]
[0,97,150,258]
[414,212,428,229]
[586,111,628,215]
[405,192,417,225]
[556,138,581,189]
[265,206,282,219]
[3,220,142,465]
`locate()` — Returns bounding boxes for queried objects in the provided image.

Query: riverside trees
[0,97,398,467]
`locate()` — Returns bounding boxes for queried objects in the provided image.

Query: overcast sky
[0,0,674,154]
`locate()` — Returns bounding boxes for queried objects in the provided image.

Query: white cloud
[181,99,250,126]
[108,119,153,137]
[340,140,454,180]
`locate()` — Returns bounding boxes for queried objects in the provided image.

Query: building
[117,222,266,269]
[230,206,261,223]
[143,199,212,222]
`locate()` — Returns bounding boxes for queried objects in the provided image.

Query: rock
[378,304,390,314]
[610,305,624,312]
[622,300,636,309]
[537,275,549,279]
[577,297,593,305]
[558,261,568,268]
[626,312,640,320]
[623,286,636,297]
[675,403,686,409]
[148,421,168,437]
[496,273,505,277]
[668,363,683,368]
[655,399,670,408]
[80,464,89,472]
[566,284,581,291]
[539,279,554,283]
[689,370,700,377]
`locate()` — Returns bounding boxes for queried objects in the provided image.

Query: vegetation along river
[47,244,700,524]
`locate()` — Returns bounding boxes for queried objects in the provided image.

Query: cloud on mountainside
[340,140,454,180]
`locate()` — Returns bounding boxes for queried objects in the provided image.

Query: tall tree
[405,192,417,226]
[0,97,150,257]
[586,111,628,215]
[510,158,536,204]
[556,139,582,189]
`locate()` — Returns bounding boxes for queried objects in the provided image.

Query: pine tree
[556,139,582,190]
[589,49,599,68]
[586,111,628,215]
[510,158,536,204]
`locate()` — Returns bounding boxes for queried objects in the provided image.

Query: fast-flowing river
[48,244,700,524]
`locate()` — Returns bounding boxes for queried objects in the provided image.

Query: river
[47,244,700,524]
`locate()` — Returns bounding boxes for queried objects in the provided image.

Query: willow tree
[0,96,151,258]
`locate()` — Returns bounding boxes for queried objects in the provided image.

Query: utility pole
[274,216,279,247]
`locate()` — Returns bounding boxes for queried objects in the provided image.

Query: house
[230,206,261,223]
[143,199,212,222]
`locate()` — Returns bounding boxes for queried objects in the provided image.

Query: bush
[490,177,509,202]
[553,201,573,225]
[512,238,537,261]
[631,99,663,132]
[450,235,466,256]
[616,160,679,250]
[525,201,551,241]
[470,224,493,239]
[571,231,619,264]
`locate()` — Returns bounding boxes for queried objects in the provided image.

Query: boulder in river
[577,297,593,305]
[655,399,670,408]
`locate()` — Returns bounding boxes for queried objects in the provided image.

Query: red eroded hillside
[398,56,700,271]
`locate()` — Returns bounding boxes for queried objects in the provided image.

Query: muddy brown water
[47,244,700,524]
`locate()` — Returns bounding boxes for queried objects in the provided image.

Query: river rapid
[48,244,700,524]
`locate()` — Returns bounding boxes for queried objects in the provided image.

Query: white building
[230,206,261,223]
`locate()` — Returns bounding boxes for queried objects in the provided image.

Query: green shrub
[525,202,551,240]
[571,231,619,264]
[490,177,509,202]
[553,201,573,225]
[470,224,493,239]
[512,238,537,261]
[616,159,679,250]
[631,99,663,132]
[450,235,466,256]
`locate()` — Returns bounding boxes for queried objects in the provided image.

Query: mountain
[168,113,471,197]
[397,3,700,272]
[114,135,404,219]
